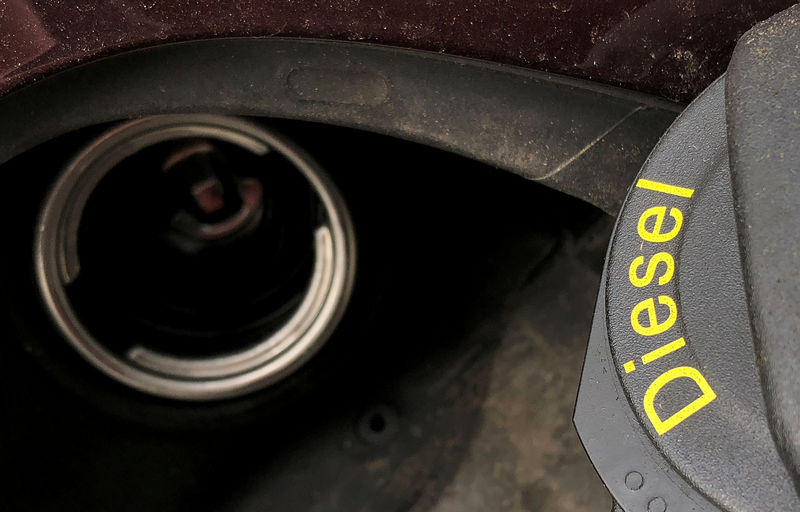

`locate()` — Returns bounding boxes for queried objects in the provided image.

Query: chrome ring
[35,115,356,401]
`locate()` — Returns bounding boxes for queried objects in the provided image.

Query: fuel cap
[575,5,800,512]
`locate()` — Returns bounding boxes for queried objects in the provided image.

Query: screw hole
[357,405,397,445]
[368,413,387,433]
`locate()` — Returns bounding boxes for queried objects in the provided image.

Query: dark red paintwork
[0,0,795,101]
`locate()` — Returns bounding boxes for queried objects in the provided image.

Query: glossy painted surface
[0,0,794,101]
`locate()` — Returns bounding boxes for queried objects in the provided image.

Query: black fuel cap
[575,5,800,512]
[727,6,800,491]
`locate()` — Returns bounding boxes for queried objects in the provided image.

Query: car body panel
[0,0,795,100]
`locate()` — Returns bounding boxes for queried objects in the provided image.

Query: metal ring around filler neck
[35,115,356,401]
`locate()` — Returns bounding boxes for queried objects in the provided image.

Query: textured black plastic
[576,283,719,512]
[726,3,800,491]
[577,76,799,512]
[0,38,678,215]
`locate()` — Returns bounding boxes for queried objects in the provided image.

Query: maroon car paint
[0,0,795,101]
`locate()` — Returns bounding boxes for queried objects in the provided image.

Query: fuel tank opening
[35,115,356,401]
